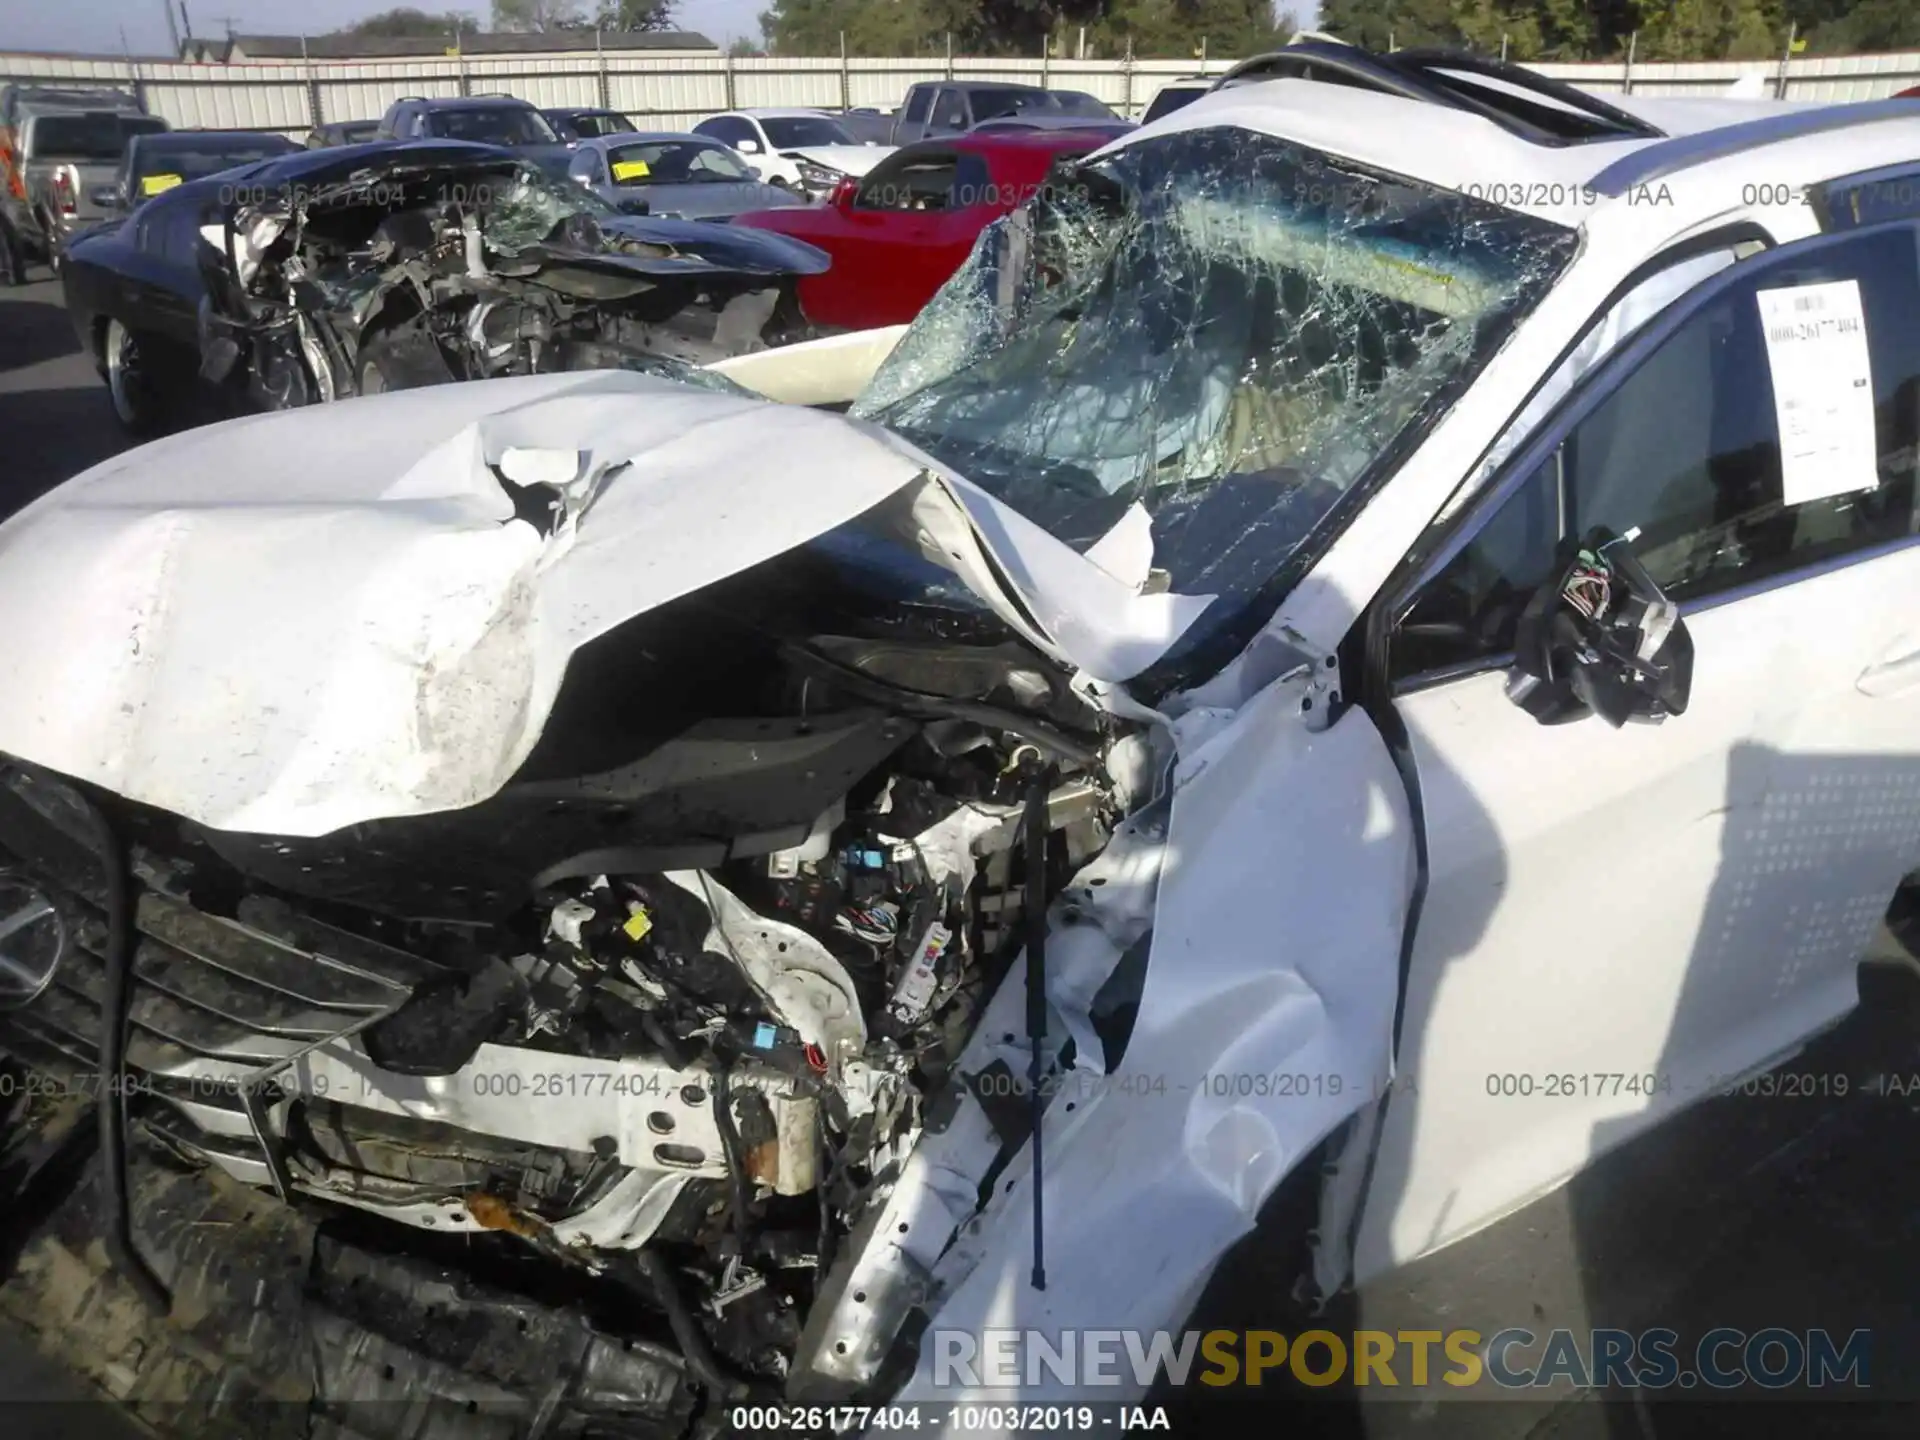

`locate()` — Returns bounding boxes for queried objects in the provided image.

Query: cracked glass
[854,126,1579,656]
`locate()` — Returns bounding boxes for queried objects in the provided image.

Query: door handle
[1857,645,1920,698]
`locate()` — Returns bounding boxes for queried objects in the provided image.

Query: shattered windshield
[854,126,1577,651]
[482,161,633,253]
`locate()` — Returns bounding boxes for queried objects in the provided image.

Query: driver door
[1354,221,1920,1279]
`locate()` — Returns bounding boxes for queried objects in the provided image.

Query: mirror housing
[828,175,858,210]
[1506,526,1694,728]
[736,137,762,155]
[89,183,124,211]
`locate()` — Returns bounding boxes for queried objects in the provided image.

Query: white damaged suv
[2,47,1919,1433]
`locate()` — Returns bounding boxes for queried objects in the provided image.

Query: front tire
[104,318,165,435]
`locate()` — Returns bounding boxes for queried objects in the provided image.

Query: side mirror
[829,176,857,210]
[1507,526,1693,728]
[736,137,762,155]
[90,184,123,210]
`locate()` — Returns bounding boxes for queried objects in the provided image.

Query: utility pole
[300,33,321,128]
[178,1,194,40]
[1775,22,1797,100]
[161,0,181,56]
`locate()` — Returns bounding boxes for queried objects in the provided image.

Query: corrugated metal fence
[3,46,1918,136]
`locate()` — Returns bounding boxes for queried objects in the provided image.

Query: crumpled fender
[875,672,1414,1421]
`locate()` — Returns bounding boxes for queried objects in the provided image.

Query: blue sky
[8,0,1314,61]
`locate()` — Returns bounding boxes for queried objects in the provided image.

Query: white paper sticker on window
[1756,279,1878,507]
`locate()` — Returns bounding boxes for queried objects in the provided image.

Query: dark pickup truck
[888,82,1120,144]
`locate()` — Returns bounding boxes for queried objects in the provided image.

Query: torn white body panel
[877,676,1412,1415]
[708,323,909,405]
[0,372,925,834]
[0,369,1207,836]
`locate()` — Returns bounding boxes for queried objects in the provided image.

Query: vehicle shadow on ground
[1574,741,1920,1437]
[0,301,80,375]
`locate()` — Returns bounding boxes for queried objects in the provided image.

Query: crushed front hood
[0,370,1209,836]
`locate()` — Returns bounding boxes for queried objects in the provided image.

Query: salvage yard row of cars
[0,77,1131,429]
[4,35,1920,1438]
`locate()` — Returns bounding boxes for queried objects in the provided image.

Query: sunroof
[1213,42,1666,148]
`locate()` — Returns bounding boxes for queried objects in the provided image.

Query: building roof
[203,30,715,62]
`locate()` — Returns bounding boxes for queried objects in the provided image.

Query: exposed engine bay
[195,146,830,409]
[0,548,1133,1414]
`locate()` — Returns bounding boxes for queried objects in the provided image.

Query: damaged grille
[0,767,439,1173]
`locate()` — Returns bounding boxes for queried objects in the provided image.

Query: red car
[733,127,1128,330]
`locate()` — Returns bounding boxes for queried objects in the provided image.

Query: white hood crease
[0,370,1212,837]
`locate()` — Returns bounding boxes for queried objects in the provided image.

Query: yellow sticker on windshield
[140,173,183,196]
[611,159,650,182]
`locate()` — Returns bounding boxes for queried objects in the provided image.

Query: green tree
[1317,0,1460,51]
[763,0,1293,57]
[1085,0,1292,60]
[760,0,980,56]
[1629,0,1784,59]
[593,0,679,29]
[1788,0,1920,52]
[491,0,585,32]
[339,7,480,37]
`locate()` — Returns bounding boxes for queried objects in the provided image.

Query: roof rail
[1214,42,1456,109]
[1589,96,1920,196]
[1390,48,1663,141]
[1212,41,1665,147]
